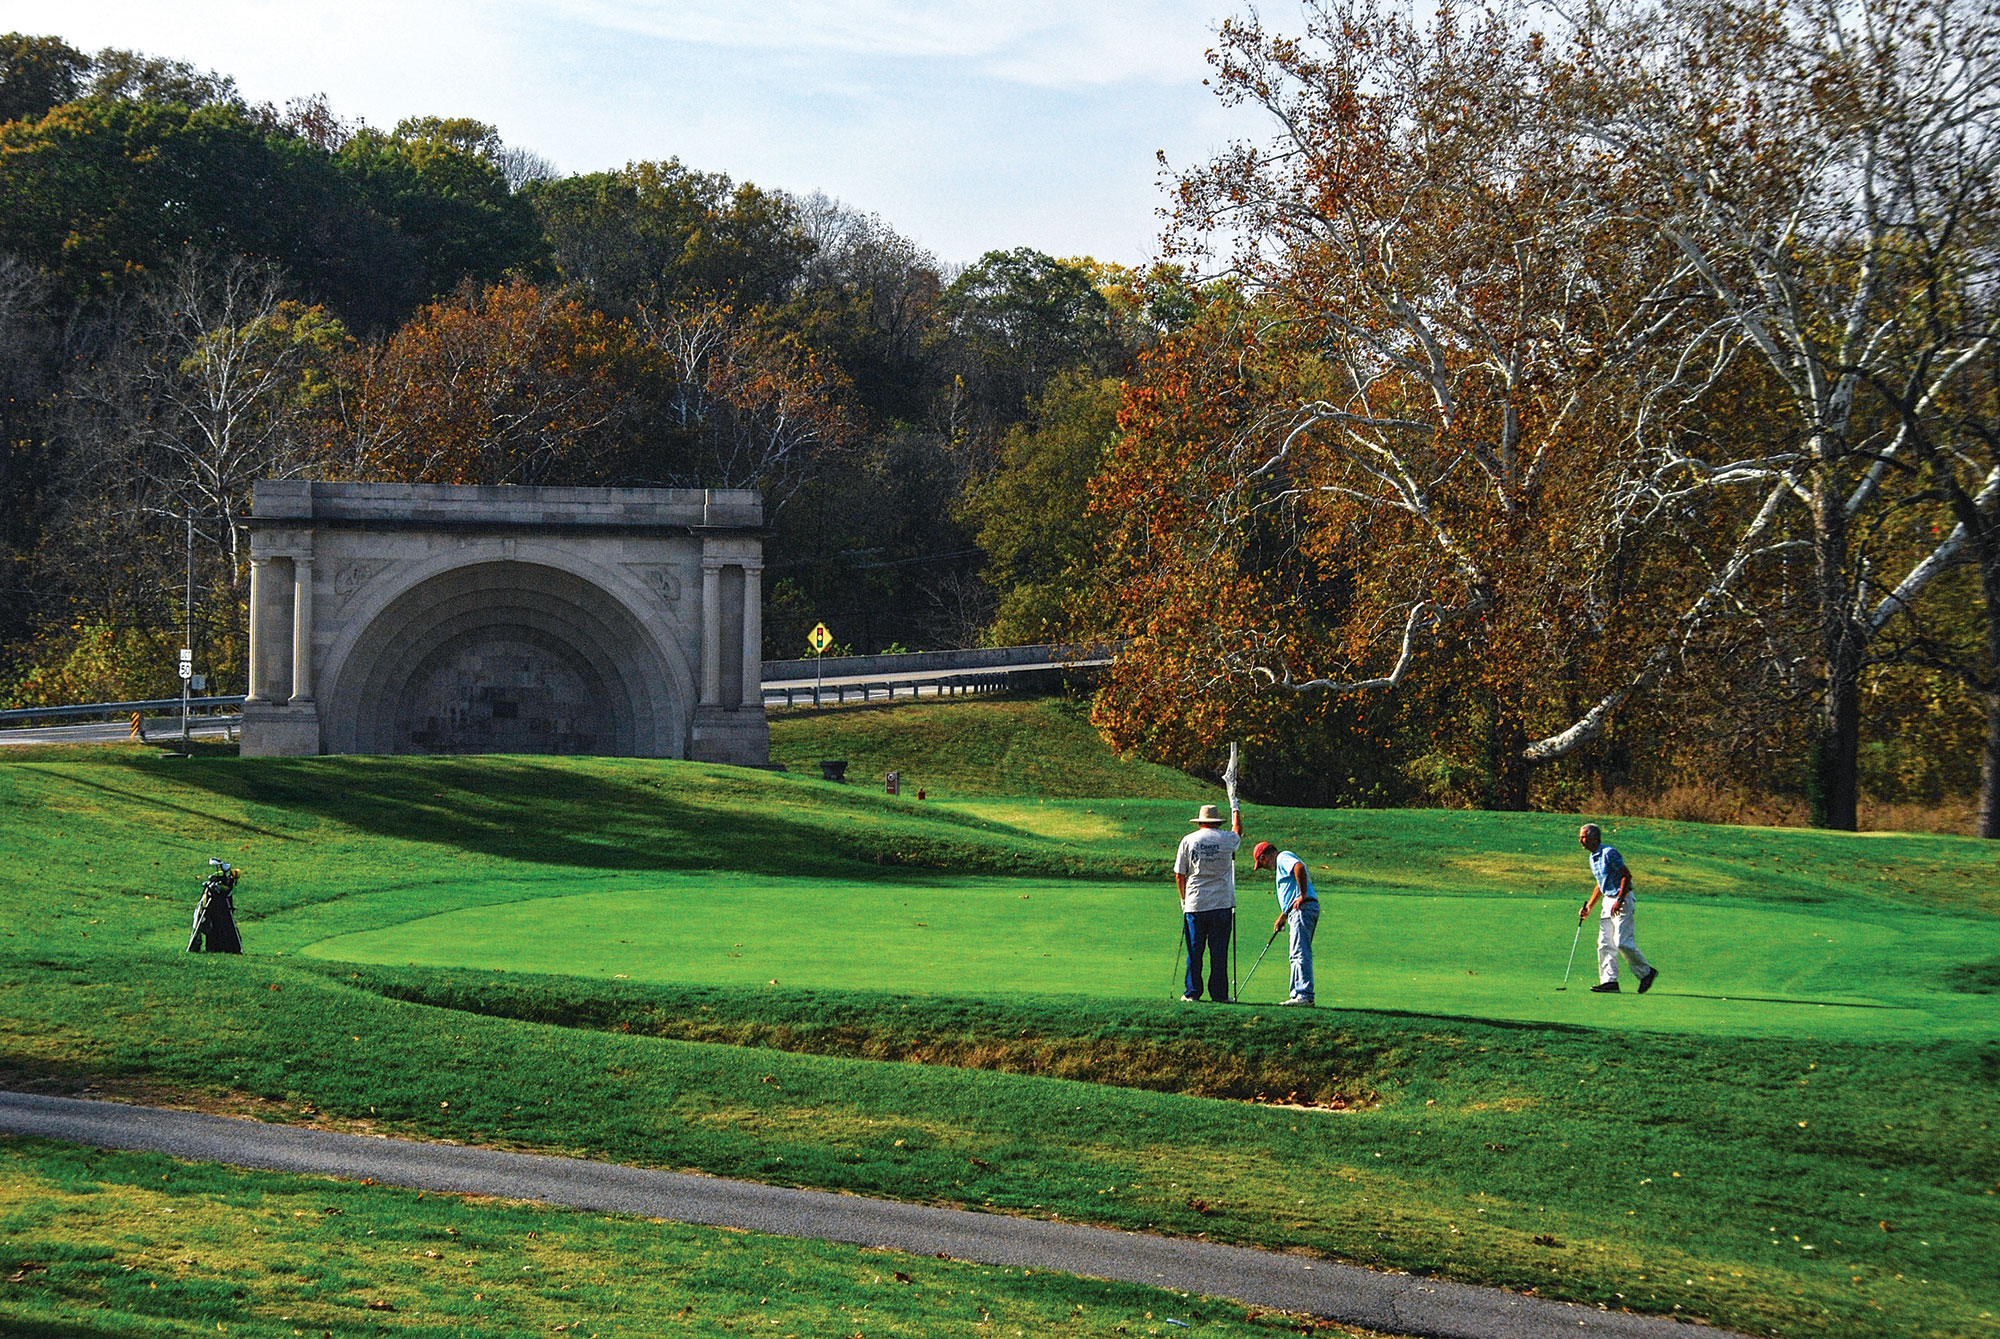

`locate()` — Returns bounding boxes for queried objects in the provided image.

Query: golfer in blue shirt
[1578,823,1658,994]
[1253,841,1319,1006]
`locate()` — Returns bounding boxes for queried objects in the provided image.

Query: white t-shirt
[1174,826,1240,912]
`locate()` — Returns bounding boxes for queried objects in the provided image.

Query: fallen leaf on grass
[893,1271,912,1284]
[1533,1235,1563,1248]
[366,1300,396,1311]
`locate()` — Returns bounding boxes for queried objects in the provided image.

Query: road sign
[178,663,192,680]
[179,648,193,666]
[808,622,834,654]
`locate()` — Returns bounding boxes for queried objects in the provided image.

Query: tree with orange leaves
[1095,0,1788,805]
[328,279,655,486]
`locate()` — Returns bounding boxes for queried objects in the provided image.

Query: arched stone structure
[239,482,768,764]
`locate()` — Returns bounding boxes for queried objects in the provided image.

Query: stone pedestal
[690,705,771,767]
[240,704,321,758]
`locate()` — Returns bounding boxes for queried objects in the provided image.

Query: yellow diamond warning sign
[808,622,834,654]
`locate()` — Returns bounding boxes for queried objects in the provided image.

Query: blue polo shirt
[1590,845,1632,915]
[1274,850,1316,914]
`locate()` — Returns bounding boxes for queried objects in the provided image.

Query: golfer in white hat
[1174,802,1242,1001]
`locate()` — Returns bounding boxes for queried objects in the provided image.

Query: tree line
[1087,0,1998,835]
[1,5,1994,836]
[0,32,1156,711]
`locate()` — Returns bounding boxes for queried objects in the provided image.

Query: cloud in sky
[3,1,1276,265]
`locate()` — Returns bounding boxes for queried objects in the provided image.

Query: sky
[0,1,1278,269]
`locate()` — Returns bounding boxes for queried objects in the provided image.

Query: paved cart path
[0,1091,1742,1339]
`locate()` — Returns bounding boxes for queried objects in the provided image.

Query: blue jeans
[1184,908,1233,1001]
[1287,899,1320,1001]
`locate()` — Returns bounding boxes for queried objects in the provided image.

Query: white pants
[1598,907,1652,984]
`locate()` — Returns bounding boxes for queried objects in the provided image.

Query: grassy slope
[0,731,1996,1338]
[0,1139,1301,1339]
[769,695,1211,800]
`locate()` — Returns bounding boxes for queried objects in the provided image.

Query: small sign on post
[808,622,833,707]
[885,770,900,796]
[177,648,193,753]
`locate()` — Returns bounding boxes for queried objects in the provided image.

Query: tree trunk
[1811,482,1862,831]
[1980,690,2000,840]
[1982,546,2000,839]
[1488,713,1534,812]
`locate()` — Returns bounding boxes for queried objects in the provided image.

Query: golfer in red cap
[1252,840,1319,1005]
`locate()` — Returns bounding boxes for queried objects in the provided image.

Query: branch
[1252,602,1431,692]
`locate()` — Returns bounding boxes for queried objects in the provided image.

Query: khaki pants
[1598,907,1652,984]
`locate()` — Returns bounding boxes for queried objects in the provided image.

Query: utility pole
[180,505,193,753]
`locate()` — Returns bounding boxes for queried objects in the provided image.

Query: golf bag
[188,861,243,954]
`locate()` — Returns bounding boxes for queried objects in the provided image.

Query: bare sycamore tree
[62,251,333,590]
[1577,0,2000,828]
[638,301,856,511]
[1158,0,1793,802]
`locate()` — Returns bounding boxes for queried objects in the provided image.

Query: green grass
[288,872,1996,1041]
[1,727,1997,1339]
[0,1139,1306,1338]
[769,695,1211,800]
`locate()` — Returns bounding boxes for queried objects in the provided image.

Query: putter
[1172,923,1188,999]
[1221,742,1241,1001]
[1238,920,1286,998]
[1557,914,1585,991]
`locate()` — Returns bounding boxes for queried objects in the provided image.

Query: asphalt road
[0,716,238,747]
[0,1091,1742,1339]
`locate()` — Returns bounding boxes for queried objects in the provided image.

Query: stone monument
[239,481,769,765]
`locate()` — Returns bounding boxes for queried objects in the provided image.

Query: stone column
[700,560,724,708]
[290,556,315,705]
[738,561,763,709]
[245,558,271,704]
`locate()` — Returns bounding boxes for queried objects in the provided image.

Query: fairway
[294,872,2000,1039]
[5,742,1998,1339]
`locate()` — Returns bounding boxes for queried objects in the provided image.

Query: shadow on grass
[1663,992,1918,1010]
[86,752,1101,883]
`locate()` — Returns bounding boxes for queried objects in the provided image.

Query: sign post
[808,622,833,708]
[178,648,193,751]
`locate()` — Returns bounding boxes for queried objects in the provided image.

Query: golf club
[1223,741,1240,1001]
[1172,923,1188,999]
[1556,913,1585,991]
[1237,920,1286,998]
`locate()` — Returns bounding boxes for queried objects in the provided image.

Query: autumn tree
[1576,0,2000,828]
[330,279,651,486]
[1097,0,1741,806]
[635,300,857,507]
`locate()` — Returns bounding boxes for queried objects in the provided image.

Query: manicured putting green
[298,872,1999,1039]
